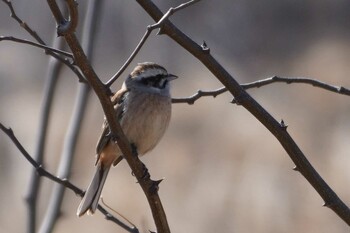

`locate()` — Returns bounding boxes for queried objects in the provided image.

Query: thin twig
[149,0,201,32]
[101,198,139,233]
[0,36,73,58]
[1,0,86,83]
[57,0,78,35]
[105,29,152,86]
[2,0,45,44]
[242,76,350,95]
[172,87,226,104]
[105,0,202,87]
[0,124,83,195]
[136,0,350,226]
[172,76,350,104]
[0,123,138,233]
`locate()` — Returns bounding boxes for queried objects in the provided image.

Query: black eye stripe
[139,74,168,89]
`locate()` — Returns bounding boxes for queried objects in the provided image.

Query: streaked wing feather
[95,88,128,165]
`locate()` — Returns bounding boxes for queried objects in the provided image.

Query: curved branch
[136,0,350,226]
[1,0,86,83]
[0,123,139,233]
[242,76,350,95]
[172,76,350,104]
[57,0,79,35]
[172,87,226,104]
[0,36,73,58]
[106,0,202,87]
[105,29,152,86]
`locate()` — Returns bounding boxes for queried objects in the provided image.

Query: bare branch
[105,0,202,87]
[172,76,350,104]
[136,0,350,226]
[2,0,45,44]
[242,76,350,95]
[0,123,139,233]
[1,0,86,83]
[0,124,83,195]
[172,87,226,104]
[106,29,152,86]
[57,0,79,36]
[0,36,73,58]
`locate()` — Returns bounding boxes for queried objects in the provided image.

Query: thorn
[201,40,210,54]
[149,230,156,233]
[149,178,164,193]
[323,202,331,207]
[292,166,299,171]
[280,119,288,130]
[230,98,237,104]
[156,27,165,35]
[153,178,164,186]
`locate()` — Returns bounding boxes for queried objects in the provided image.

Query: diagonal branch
[172,76,350,104]
[0,123,139,233]
[105,0,202,87]
[136,0,350,226]
[1,0,86,83]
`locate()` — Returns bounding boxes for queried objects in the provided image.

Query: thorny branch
[172,76,350,104]
[136,0,350,226]
[0,123,139,233]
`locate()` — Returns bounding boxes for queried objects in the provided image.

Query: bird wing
[95,87,128,165]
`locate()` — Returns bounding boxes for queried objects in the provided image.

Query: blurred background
[1,0,350,232]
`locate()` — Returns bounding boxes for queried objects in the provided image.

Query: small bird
[77,62,177,216]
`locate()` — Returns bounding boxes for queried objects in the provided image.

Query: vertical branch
[38,1,102,233]
[24,30,64,233]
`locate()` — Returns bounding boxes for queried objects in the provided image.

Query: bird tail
[77,162,110,217]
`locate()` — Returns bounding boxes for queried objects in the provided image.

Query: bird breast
[120,91,171,155]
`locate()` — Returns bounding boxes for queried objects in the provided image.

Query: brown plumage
[77,62,177,216]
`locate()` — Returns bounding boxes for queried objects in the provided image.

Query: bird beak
[166,74,178,81]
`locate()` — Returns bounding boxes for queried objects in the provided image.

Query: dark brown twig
[0,123,138,233]
[172,76,350,104]
[172,87,226,104]
[0,124,83,195]
[242,76,350,95]
[105,0,202,87]
[1,0,86,83]
[0,36,73,58]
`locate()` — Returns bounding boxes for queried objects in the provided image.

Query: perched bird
[77,62,177,216]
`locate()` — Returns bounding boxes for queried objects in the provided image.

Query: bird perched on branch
[77,62,177,216]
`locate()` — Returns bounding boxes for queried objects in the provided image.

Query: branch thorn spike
[201,40,210,53]
[280,119,288,130]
